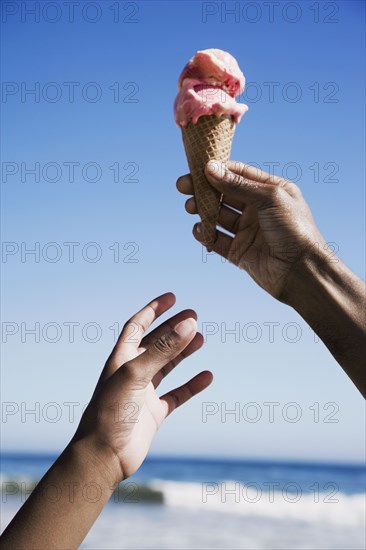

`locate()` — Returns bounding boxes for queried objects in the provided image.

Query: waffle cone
[181,115,235,251]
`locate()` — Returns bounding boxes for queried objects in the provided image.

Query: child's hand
[73,292,212,484]
[0,293,212,549]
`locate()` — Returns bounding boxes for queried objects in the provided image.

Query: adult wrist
[279,241,339,311]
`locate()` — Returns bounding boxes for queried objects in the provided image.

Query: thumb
[205,160,275,206]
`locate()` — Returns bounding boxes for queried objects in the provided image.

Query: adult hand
[177,160,326,301]
[177,161,366,397]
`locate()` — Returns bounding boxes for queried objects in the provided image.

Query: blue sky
[1,0,365,462]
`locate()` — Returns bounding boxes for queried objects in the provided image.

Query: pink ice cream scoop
[174,48,248,127]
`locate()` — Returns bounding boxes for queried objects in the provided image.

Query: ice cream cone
[181,114,235,251]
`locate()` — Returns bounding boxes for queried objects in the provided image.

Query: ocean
[1,453,365,549]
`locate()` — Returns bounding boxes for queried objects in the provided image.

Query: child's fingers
[159,371,213,420]
[119,318,198,384]
[103,293,176,379]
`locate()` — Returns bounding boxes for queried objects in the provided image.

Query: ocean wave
[149,479,366,527]
[2,474,365,527]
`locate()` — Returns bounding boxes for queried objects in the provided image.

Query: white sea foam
[150,479,366,527]
[1,484,365,549]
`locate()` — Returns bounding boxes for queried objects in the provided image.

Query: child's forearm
[0,294,211,548]
[0,437,119,549]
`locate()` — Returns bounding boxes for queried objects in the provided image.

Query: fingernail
[175,318,196,337]
[206,160,225,180]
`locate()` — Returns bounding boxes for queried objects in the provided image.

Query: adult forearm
[1,438,119,549]
[283,250,366,397]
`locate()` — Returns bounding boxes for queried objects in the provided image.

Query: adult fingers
[184,203,242,234]
[205,160,280,206]
[185,196,198,214]
[193,223,233,261]
[217,205,241,235]
[226,160,301,198]
[176,174,194,195]
[185,196,244,217]
[226,160,285,185]
[179,176,245,213]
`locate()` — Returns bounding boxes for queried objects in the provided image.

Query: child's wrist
[68,435,124,490]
